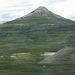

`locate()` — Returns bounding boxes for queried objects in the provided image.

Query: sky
[0,0,75,23]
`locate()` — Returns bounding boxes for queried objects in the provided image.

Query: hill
[0,6,75,55]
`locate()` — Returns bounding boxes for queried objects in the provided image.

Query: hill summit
[6,6,74,25]
[0,6,75,55]
[28,6,63,18]
[29,6,49,14]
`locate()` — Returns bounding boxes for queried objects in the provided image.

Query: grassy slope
[0,7,75,55]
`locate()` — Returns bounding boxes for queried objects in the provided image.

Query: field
[0,54,75,75]
[0,54,43,75]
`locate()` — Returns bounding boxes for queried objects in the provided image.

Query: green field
[0,54,75,75]
[0,54,44,75]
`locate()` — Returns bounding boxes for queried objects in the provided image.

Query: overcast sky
[0,0,75,23]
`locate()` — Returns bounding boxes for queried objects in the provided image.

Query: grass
[0,54,75,75]
[0,55,44,75]
[0,9,75,55]
[0,21,75,55]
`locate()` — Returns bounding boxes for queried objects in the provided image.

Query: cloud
[0,0,20,7]
[51,0,75,20]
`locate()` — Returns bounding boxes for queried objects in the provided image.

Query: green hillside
[0,6,75,55]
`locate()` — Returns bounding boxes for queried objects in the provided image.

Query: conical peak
[28,6,63,19]
[35,6,49,12]
[26,6,50,17]
[6,6,74,24]
[37,6,48,10]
